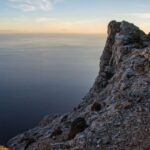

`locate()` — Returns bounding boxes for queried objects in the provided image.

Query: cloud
[35,17,56,22]
[63,19,100,27]
[9,0,61,12]
[118,13,150,19]
[134,13,150,19]
[13,17,27,22]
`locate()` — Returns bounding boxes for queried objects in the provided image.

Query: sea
[0,33,106,144]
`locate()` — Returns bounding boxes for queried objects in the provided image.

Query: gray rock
[8,21,150,150]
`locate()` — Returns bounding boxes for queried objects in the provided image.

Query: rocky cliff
[8,21,150,150]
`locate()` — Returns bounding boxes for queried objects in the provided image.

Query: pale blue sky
[0,0,150,33]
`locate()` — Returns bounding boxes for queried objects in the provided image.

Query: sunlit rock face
[8,21,150,150]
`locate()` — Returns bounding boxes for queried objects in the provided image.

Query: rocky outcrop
[8,21,150,150]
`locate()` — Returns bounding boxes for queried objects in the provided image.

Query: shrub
[91,102,102,111]
[51,127,63,138]
[67,117,87,140]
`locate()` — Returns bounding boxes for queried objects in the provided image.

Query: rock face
[8,21,150,150]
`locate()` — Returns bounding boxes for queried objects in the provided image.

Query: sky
[0,0,150,33]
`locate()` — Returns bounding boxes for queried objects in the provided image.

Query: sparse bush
[91,102,102,112]
[51,127,63,138]
[67,117,87,140]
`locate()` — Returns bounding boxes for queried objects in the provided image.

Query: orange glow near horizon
[0,20,150,34]
[0,21,149,34]
[0,21,107,34]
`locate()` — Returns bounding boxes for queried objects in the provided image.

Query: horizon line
[0,31,106,35]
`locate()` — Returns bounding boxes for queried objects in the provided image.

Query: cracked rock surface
[8,21,150,150]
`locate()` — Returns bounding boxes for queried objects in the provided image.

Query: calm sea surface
[0,33,106,144]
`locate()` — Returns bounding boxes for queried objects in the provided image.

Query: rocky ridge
[8,21,150,150]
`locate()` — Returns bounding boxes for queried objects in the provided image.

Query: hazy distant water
[0,33,106,144]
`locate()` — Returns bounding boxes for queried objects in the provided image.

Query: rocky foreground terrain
[8,21,150,150]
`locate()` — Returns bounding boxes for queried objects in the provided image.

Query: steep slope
[8,21,150,150]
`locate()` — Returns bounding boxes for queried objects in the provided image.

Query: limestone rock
[8,21,150,150]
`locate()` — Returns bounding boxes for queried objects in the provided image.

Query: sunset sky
[0,0,150,33]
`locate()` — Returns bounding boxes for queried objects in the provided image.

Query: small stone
[97,139,101,144]
[61,115,68,122]
[102,136,111,144]
[97,144,100,148]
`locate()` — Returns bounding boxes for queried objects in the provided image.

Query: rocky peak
[8,21,150,150]
[91,21,147,94]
